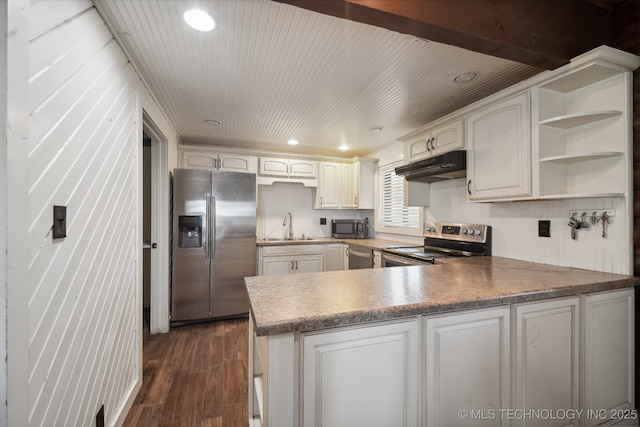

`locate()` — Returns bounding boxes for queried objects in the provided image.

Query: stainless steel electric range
[381,222,491,267]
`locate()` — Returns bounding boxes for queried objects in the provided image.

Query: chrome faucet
[282,211,294,240]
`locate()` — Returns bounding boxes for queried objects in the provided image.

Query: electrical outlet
[538,220,551,237]
[320,217,326,225]
[96,405,105,427]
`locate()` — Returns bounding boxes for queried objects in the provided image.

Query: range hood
[395,150,466,183]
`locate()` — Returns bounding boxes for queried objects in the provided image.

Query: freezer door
[172,169,211,321]
[210,172,256,317]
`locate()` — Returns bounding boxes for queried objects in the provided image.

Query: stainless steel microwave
[332,218,369,239]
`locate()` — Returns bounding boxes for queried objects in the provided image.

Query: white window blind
[379,166,420,228]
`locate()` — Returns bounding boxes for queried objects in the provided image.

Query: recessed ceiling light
[287,139,299,145]
[338,144,349,151]
[183,9,216,32]
[204,119,221,126]
[369,126,383,132]
[454,72,477,83]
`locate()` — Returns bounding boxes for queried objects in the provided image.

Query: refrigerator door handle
[210,196,217,259]
[204,198,209,259]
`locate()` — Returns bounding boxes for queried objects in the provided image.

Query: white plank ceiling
[93,0,542,157]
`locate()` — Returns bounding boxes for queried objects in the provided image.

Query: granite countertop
[256,236,414,250]
[245,256,639,337]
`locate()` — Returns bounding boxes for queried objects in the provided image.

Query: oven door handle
[382,253,430,266]
[349,248,371,259]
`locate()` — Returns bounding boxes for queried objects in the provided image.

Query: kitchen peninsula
[246,258,638,427]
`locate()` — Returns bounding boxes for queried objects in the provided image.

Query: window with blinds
[379,166,420,228]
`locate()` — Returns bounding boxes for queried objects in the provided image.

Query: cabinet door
[325,244,344,271]
[261,256,293,276]
[582,289,635,427]
[181,150,218,170]
[425,307,510,427]
[289,160,317,178]
[259,157,290,176]
[294,254,324,273]
[218,152,253,173]
[514,298,579,427]
[467,92,531,200]
[405,135,431,161]
[303,320,420,427]
[431,119,464,156]
[341,163,355,208]
[317,163,340,208]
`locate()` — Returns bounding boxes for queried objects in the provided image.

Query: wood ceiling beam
[274,0,615,69]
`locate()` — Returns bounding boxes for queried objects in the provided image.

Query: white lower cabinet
[249,289,635,427]
[259,245,324,275]
[261,254,324,275]
[514,298,580,427]
[302,319,420,427]
[582,288,635,427]
[324,243,344,271]
[424,306,511,427]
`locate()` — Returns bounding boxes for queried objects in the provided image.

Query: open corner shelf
[539,152,623,164]
[539,111,621,129]
[539,193,625,200]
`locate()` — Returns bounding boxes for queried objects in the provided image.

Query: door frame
[142,111,170,333]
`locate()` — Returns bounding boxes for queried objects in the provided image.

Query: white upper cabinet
[316,158,376,209]
[351,158,376,209]
[259,157,317,178]
[403,118,464,162]
[340,163,355,208]
[258,157,318,187]
[467,92,532,201]
[464,46,638,202]
[317,162,341,208]
[179,147,256,173]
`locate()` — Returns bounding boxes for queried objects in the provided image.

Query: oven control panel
[424,222,490,243]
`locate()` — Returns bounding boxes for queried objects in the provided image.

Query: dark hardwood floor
[123,314,249,427]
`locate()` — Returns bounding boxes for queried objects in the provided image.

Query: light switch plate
[538,220,551,238]
[53,205,67,239]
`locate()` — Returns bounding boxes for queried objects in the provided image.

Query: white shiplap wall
[7,1,145,425]
[426,179,630,274]
[0,1,8,424]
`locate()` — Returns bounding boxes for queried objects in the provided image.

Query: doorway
[142,112,170,334]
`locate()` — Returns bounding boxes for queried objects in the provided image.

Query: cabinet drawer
[261,244,324,256]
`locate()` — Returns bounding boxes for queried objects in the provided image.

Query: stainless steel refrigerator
[171,168,256,322]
